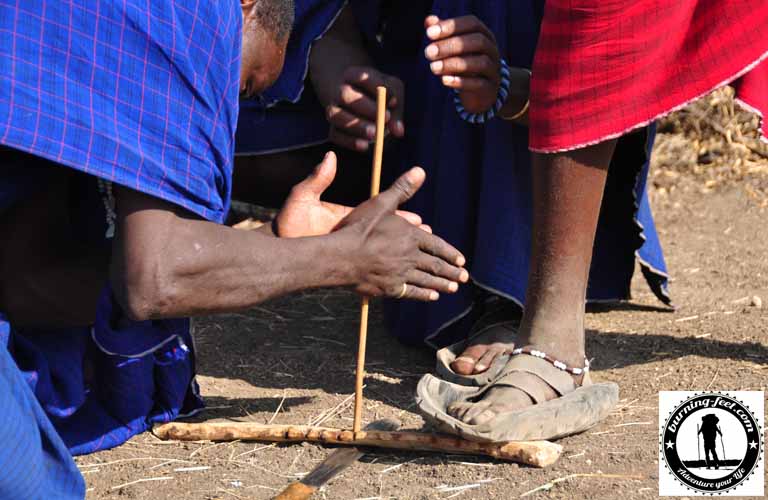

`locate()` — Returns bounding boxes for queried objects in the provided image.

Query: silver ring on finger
[396,283,408,299]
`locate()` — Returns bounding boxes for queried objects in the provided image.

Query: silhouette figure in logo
[698,414,723,469]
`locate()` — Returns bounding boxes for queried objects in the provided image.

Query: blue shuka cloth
[236,0,347,155]
[0,0,241,488]
[0,0,242,223]
[0,318,85,500]
[10,289,202,456]
[0,158,203,461]
[0,0,354,483]
[352,0,671,346]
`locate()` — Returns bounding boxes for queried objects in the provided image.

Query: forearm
[498,67,531,125]
[309,7,371,105]
[112,189,356,320]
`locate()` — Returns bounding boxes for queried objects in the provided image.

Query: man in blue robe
[0,1,467,497]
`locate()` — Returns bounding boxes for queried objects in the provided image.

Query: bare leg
[449,139,616,424]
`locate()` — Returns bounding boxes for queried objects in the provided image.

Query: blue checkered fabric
[0,0,242,222]
[0,317,85,500]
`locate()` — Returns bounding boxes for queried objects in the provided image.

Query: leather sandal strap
[496,377,555,404]
[491,354,578,398]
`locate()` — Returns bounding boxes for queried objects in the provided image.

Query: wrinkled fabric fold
[529,0,768,152]
[0,0,242,223]
[0,317,86,499]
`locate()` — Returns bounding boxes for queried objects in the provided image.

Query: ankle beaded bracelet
[508,346,590,375]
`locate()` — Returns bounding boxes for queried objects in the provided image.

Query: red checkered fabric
[529,0,768,153]
[733,60,768,141]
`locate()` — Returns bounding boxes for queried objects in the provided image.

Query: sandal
[417,348,618,442]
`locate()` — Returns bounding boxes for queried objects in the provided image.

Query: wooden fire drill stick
[353,86,387,434]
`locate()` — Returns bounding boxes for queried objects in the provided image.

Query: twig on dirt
[695,333,712,338]
[450,461,495,467]
[190,440,238,458]
[519,473,643,497]
[149,459,195,470]
[566,451,586,459]
[379,463,404,474]
[436,478,501,498]
[216,488,247,499]
[303,335,346,346]
[252,305,287,321]
[173,466,211,472]
[233,443,277,459]
[288,448,307,474]
[243,484,279,492]
[267,390,288,425]
[377,457,423,474]
[79,457,187,469]
[613,398,639,412]
[675,315,699,322]
[655,370,674,380]
[309,390,360,426]
[706,366,721,390]
[613,422,652,427]
[111,476,174,491]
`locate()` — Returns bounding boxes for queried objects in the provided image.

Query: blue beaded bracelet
[453,58,511,124]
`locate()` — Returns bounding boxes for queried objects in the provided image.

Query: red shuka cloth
[529,0,768,153]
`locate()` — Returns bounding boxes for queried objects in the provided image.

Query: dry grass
[652,87,768,206]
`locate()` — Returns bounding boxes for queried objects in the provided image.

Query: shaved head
[243,0,295,41]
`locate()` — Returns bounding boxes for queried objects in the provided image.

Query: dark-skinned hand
[424,15,501,114]
[335,167,469,301]
[276,152,429,238]
[322,66,405,152]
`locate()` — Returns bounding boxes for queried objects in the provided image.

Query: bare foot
[449,296,521,375]
[450,323,517,375]
[448,321,586,425]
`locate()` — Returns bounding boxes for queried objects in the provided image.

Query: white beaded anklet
[509,346,590,375]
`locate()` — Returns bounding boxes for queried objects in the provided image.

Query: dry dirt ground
[78,157,767,499]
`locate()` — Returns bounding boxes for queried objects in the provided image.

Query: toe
[450,356,478,376]
[460,402,494,425]
[450,342,494,375]
[473,346,506,374]
[447,401,475,421]
[465,407,498,426]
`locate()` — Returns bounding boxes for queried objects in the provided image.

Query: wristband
[453,58,510,124]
